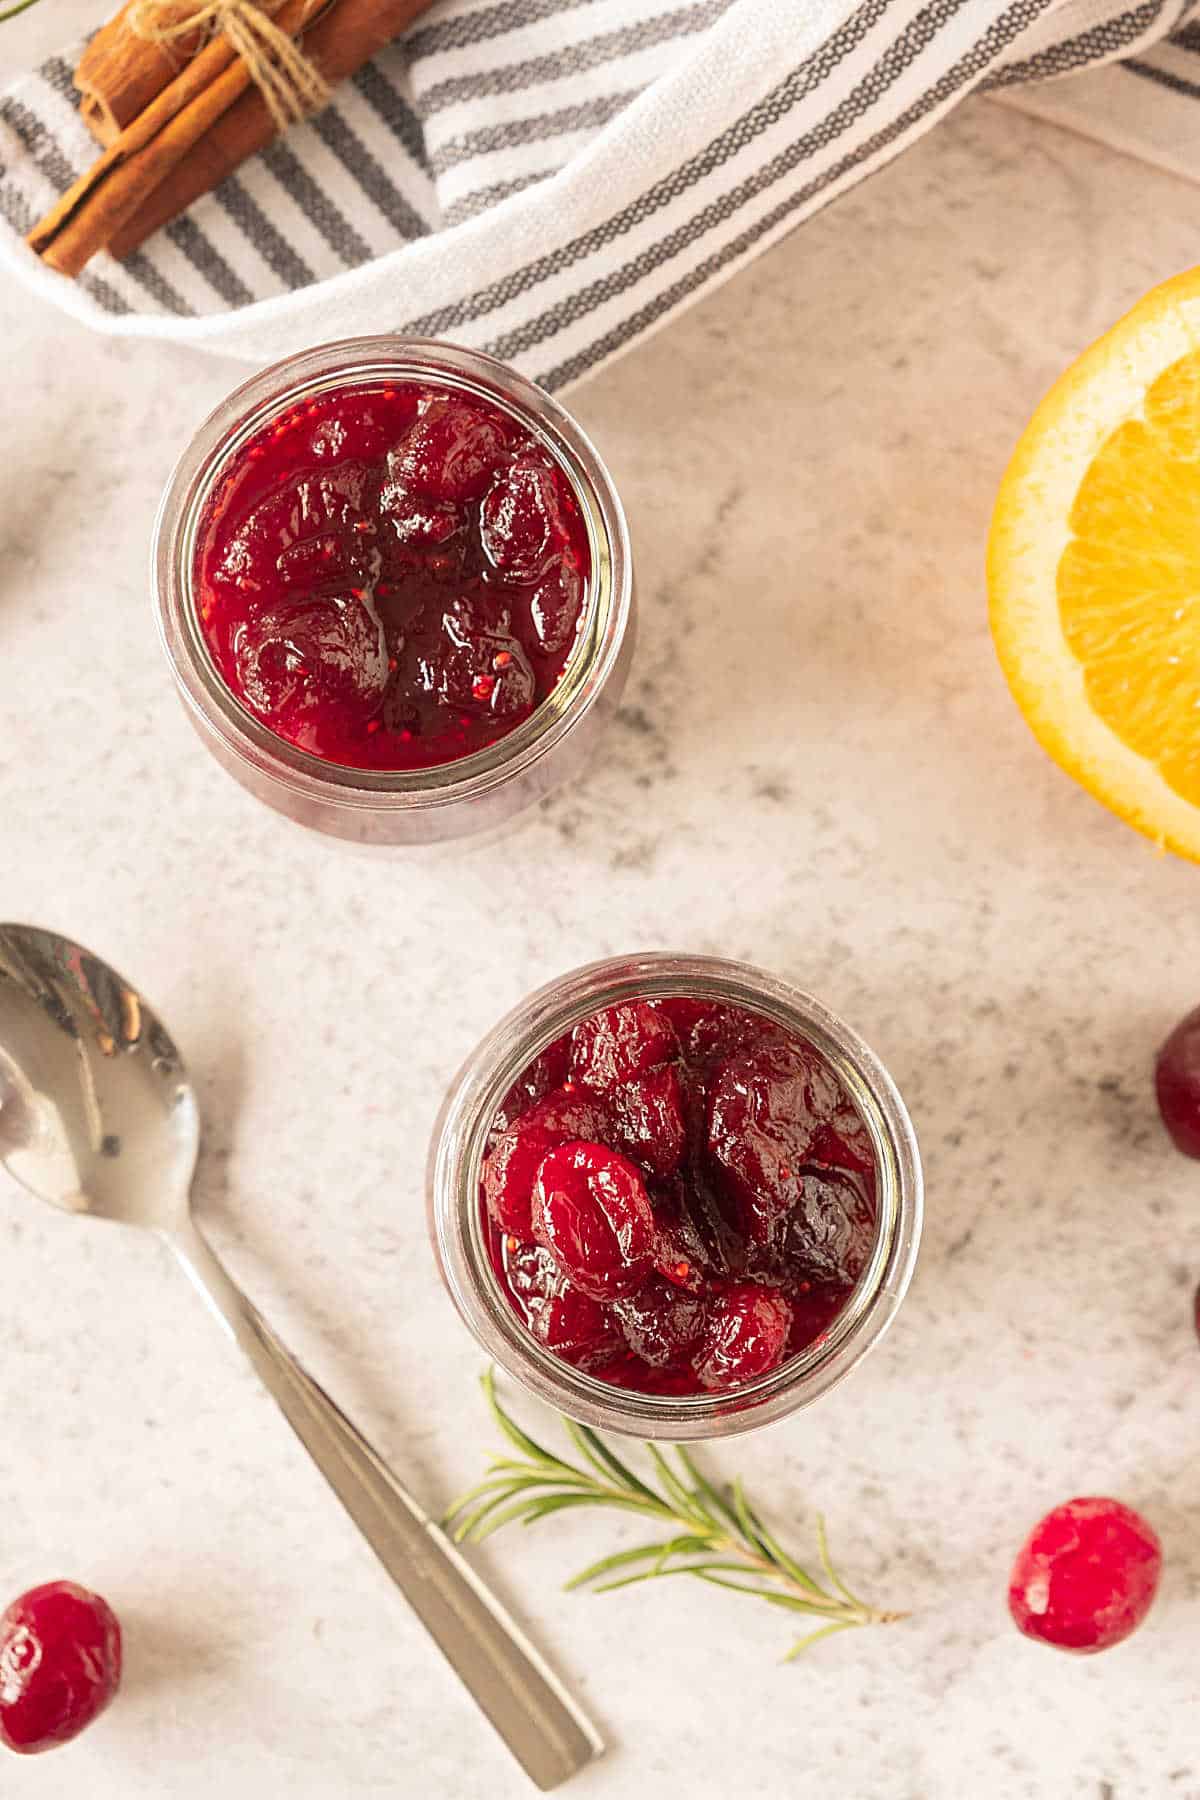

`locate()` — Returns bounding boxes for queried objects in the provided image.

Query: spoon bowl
[0,924,197,1229]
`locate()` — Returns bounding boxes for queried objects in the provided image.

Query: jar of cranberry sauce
[153,338,633,845]
[428,955,922,1440]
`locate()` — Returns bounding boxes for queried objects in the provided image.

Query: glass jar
[152,337,634,846]
[428,954,922,1441]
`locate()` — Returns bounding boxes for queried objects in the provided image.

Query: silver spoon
[0,923,601,1790]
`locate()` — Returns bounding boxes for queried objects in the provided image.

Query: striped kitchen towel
[0,0,1197,389]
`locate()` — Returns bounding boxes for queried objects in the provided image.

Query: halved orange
[987,266,1200,862]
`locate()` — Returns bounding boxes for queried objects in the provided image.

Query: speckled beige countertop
[2,8,1200,1794]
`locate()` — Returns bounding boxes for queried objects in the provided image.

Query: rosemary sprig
[445,1370,906,1660]
[0,0,44,22]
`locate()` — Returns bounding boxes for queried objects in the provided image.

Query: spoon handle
[168,1218,601,1792]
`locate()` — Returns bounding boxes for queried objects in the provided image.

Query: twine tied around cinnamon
[126,0,331,132]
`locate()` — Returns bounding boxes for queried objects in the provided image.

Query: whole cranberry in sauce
[531,1141,656,1301]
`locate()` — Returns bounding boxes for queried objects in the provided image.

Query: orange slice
[987,266,1200,861]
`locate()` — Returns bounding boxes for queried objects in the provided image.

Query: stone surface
[2,16,1200,1794]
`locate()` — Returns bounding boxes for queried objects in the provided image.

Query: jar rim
[428,953,923,1441]
[150,336,633,811]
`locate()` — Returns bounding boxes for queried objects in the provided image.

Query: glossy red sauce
[481,997,879,1395]
[193,380,590,771]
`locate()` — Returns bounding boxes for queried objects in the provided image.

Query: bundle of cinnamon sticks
[27,0,430,276]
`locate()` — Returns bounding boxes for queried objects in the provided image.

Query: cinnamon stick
[107,0,428,261]
[75,1,210,147]
[28,0,330,277]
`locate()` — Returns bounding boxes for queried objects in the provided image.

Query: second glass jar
[152,337,634,846]
[428,954,923,1440]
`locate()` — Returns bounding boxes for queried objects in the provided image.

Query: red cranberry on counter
[1155,1006,1200,1159]
[0,1581,121,1755]
[1008,1498,1161,1654]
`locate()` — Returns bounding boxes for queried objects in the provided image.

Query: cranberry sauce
[192,381,591,771]
[480,998,879,1396]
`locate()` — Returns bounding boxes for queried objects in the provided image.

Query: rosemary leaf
[567,1421,661,1501]
[450,1475,617,1537]
[730,1475,776,1562]
[483,1491,677,1540]
[480,1368,575,1473]
[690,1569,805,1598]
[781,1619,859,1661]
[738,1495,830,1598]
[673,1446,742,1533]
[461,1493,579,1541]
[559,1418,622,1487]
[646,1445,711,1528]
[815,1513,869,1611]
[593,1562,774,1595]
[759,1590,873,1617]
[518,1494,633,1526]
[442,1471,574,1519]
[566,1535,718,1590]
[564,1542,685,1589]
[450,1488,540,1543]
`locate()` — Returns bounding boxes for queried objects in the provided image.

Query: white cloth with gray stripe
[0,0,1196,389]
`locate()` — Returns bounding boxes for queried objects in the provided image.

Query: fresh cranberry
[531,1283,621,1370]
[532,1141,656,1301]
[529,551,585,655]
[195,382,590,772]
[482,1124,557,1238]
[0,1581,121,1755]
[692,1284,793,1391]
[570,1003,678,1091]
[480,452,571,581]
[613,1065,686,1178]
[1155,1006,1200,1158]
[231,593,388,726]
[389,396,508,502]
[708,1041,840,1238]
[1008,1498,1162,1654]
[614,1279,706,1367]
